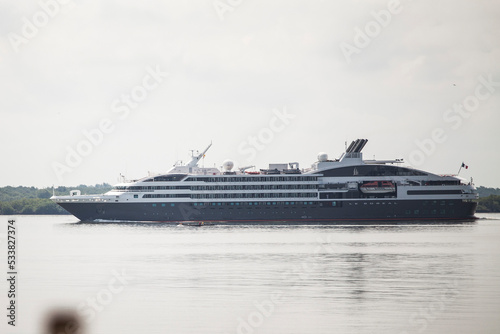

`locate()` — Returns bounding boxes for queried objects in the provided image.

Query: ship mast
[186,142,212,167]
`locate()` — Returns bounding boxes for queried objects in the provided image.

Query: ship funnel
[346,139,368,153]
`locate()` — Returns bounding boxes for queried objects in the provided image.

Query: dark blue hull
[57,199,477,223]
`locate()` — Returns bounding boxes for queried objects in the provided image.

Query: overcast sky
[1,0,499,189]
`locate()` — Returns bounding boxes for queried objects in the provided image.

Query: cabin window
[407,190,462,195]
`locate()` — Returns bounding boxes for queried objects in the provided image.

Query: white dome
[222,160,234,171]
[318,152,328,162]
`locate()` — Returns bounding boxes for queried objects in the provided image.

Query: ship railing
[111,189,155,192]
[55,197,114,202]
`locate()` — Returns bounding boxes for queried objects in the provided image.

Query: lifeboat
[360,181,396,194]
[245,171,261,175]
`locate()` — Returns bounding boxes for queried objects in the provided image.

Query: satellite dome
[318,152,328,162]
[222,160,234,171]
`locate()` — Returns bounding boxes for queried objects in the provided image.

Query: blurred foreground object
[43,309,85,334]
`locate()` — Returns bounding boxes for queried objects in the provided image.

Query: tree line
[476,195,500,213]
[0,184,112,215]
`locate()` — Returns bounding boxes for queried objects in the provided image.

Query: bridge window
[321,165,427,177]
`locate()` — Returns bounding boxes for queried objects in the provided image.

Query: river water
[1,214,499,334]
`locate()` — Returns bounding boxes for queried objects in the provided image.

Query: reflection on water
[1,214,499,334]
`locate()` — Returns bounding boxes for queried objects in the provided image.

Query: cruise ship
[51,139,478,223]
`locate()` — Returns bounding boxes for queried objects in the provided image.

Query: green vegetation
[474,187,500,212]
[0,184,112,215]
[476,195,500,213]
[476,186,500,198]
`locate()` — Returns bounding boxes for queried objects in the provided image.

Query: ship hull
[57,199,477,223]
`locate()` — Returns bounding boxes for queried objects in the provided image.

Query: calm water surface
[1,214,500,334]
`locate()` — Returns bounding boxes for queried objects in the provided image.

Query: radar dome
[318,152,328,162]
[222,160,234,171]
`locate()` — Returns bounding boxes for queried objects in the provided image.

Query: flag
[461,162,468,169]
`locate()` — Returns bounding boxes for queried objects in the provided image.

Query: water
[1,214,500,334]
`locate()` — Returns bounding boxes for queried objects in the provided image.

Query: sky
[0,0,499,189]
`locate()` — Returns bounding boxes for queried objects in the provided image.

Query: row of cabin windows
[190,184,317,191]
[185,176,318,182]
[114,186,190,191]
[405,209,453,215]
[421,180,461,186]
[149,201,340,208]
[191,193,317,199]
[193,201,317,207]
[423,200,455,206]
[407,190,462,195]
[143,194,190,198]
[115,184,315,191]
